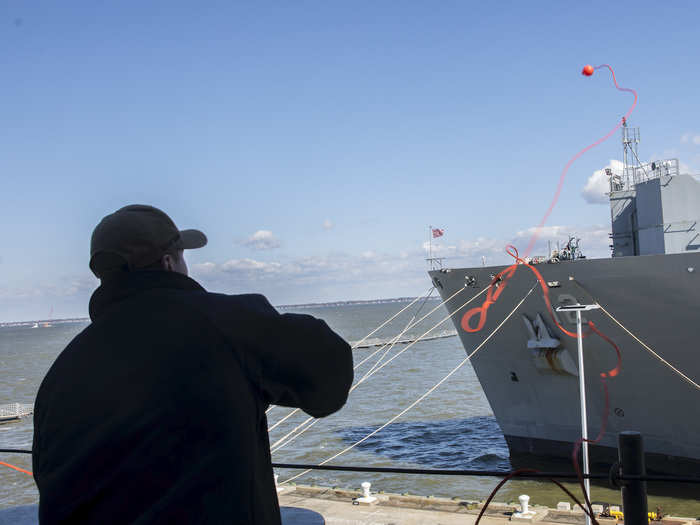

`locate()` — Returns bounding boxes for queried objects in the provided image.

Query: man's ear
[162,254,175,272]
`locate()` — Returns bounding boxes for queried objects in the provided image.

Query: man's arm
[254,307,354,417]
[203,293,354,418]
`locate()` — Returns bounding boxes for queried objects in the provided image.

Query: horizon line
[0,296,441,325]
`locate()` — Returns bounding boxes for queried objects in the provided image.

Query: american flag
[432,228,444,238]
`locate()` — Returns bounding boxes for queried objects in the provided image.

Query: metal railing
[2,431,699,525]
[610,159,680,193]
[271,432,696,525]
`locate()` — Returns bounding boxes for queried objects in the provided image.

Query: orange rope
[462,62,637,337]
[0,460,32,476]
[462,245,585,338]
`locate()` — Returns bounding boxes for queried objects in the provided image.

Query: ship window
[510,372,519,382]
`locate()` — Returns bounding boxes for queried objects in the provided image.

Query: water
[0,322,79,509]
[1,301,698,515]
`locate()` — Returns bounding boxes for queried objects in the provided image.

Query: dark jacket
[32,271,353,524]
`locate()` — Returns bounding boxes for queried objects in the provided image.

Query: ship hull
[429,251,700,475]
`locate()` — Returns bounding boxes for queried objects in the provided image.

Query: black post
[618,432,648,525]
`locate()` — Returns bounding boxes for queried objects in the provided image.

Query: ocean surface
[1,299,698,515]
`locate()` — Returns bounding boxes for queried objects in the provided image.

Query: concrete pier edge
[278,483,700,525]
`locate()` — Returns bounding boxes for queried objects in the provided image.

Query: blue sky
[2,1,700,321]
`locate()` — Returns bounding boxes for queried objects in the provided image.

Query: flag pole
[429,225,432,263]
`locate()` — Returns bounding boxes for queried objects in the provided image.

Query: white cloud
[221,258,282,273]
[681,133,700,145]
[513,225,610,258]
[193,261,217,275]
[190,252,420,295]
[242,230,281,250]
[582,159,622,204]
[515,225,569,240]
[322,219,334,230]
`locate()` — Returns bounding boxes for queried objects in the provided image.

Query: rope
[270,285,489,452]
[269,327,424,433]
[523,63,637,258]
[349,287,435,349]
[356,289,435,384]
[270,416,316,453]
[572,280,700,391]
[266,287,435,418]
[351,284,464,371]
[356,317,414,385]
[267,408,301,432]
[463,246,589,338]
[0,461,31,476]
[269,285,467,434]
[350,285,489,392]
[474,468,598,525]
[279,283,536,484]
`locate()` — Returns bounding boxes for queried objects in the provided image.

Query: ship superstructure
[610,122,699,257]
[429,124,699,474]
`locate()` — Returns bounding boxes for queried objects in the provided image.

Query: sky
[2,1,700,322]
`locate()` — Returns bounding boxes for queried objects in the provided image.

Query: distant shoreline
[2,296,440,325]
[0,318,90,328]
[276,296,439,309]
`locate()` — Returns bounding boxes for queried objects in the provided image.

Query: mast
[426,225,444,270]
[621,117,640,186]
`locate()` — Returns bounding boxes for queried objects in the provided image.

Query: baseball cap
[89,204,207,278]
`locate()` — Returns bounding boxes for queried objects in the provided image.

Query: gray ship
[429,123,699,475]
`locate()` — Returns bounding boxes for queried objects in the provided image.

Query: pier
[352,330,457,349]
[277,484,700,525]
[1,485,698,525]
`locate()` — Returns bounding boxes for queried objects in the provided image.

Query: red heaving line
[464,63,638,335]
[473,64,636,525]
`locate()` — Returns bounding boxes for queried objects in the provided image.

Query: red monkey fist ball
[582,64,594,76]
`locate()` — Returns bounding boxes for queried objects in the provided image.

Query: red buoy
[582,64,594,76]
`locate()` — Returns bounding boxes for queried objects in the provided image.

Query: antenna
[621,117,640,186]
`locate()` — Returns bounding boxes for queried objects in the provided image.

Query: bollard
[512,494,535,521]
[618,432,648,525]
[274,473,283,493]
[355,481,377,505]
[519,495,530,515]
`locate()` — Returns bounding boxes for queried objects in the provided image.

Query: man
[32,204,354,524]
